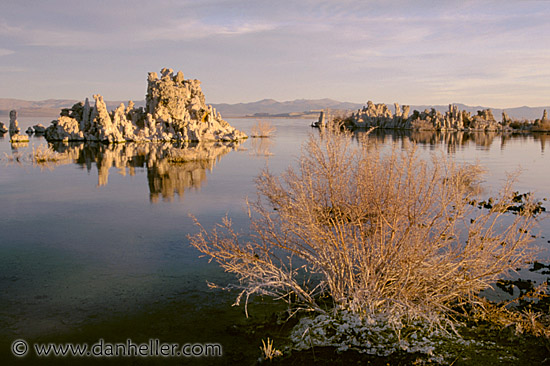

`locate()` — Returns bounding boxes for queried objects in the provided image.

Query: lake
[1,117,549,364]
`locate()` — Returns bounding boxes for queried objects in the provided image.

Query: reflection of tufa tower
[47,141,242,203]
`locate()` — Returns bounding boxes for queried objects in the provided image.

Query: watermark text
[11,339,222,358]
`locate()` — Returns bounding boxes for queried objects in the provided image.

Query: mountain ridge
[0,98,548,121]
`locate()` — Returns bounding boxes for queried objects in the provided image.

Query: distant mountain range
[211,98,364,117]
[0,97,548,121]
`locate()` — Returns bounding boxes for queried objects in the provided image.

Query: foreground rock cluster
[44,68,247,143]
[323,101,550,132]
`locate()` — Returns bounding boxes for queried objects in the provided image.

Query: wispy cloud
[0,48,14,56]
[140,20,279,42]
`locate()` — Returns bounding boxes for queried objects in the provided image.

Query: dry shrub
[250,120,276,138]
[32,144,67,163]
[190,127,537,329]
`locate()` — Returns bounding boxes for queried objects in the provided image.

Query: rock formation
[533,109,550,131]
[311,110,326,127]
[45,68,247,143]
[343,101,510,132]
[468,109,501,131]
[0,122,7,134]
[502,111,512,126]
[350,101,408,129]
[538,109,550,126]
[8,110,29,142]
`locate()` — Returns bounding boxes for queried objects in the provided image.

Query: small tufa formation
[533,109,550,131]
[0,121,7,134]
[468,109,501,131]
[45,68,247,143]
[502,111,512,126]
[409,105,465,131]
[8,110,29,143]
[311,110,326,128]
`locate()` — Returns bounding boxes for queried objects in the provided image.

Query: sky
[1,0,550,108]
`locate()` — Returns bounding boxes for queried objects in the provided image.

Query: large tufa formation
[45,68,247,143]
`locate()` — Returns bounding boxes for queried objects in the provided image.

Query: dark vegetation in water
[471,192,547,216]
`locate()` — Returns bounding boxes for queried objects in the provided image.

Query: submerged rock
[45,68,247,143]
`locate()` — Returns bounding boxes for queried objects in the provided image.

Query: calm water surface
[1,117,549,363]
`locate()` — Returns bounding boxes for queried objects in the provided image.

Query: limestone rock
[45,68,247,143]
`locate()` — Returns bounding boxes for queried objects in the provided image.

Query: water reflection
[48,141,243,202]
[354,129,550,154]
[249,137,274,157]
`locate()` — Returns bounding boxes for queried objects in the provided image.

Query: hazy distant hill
[0,97,547,121]
[212,98,364,117]
[0,98,145,118]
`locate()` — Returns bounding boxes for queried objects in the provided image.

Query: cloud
[0,48,14,56]
[140,20,279,42]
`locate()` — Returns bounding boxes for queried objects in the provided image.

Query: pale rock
[45,116,85,142]
[9,134,29,143]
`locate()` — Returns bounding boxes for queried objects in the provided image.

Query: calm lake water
[1,117,549,364]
